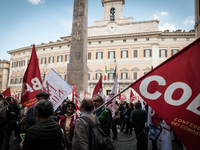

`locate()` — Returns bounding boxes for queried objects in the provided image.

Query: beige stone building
[0,60,10,91]
[7,0,195,98]
[195,0,200,38]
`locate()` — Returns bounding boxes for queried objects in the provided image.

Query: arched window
[110,7,115,21]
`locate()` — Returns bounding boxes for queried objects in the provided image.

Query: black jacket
[23,119,63,150]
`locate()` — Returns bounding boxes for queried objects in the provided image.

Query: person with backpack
[92,95,112,137]
[72,98,95,150]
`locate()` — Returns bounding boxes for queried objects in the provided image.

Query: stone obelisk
[67,0,88,96]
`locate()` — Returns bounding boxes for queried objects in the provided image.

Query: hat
[36,91,50,98]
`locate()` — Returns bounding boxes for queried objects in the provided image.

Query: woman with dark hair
[21,100,63,150]
[59,101,77,150]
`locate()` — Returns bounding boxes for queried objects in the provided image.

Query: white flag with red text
[43,69,72,111]
[105,76,118,117]
[72,83,81,117]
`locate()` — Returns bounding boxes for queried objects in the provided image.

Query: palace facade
[7,0,195,98]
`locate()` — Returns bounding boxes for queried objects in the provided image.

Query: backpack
[80,116,115,150]
[0,106,8,124]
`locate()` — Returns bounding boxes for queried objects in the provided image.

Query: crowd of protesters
[0,91,182,150]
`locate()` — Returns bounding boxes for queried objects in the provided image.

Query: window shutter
[96,52,98,59]
[165,50,167,57]
[127,51,128,58]
[101,52,103,59]
[41,58,42,64]
[121,73,123,79]
[96,73,97,79]
[121,51,122,58]
[108,73,110,79]
[88,74,90,80]
[61,56,63,62]
[65,55,67,61]
[57,56,59,62]
[53,57,54,63]
[126,73,128,79]
[150,49,152,57]
[88,53,91,60]
[159,50,161,57]
[49,57,50,63]
[144,50,145,57]
[45,58,46,64]
[108,52,110,59]
[114,51,115,58]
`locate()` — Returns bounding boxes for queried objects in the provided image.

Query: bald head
[81,98,93,112]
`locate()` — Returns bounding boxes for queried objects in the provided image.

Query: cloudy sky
[0,0,195,60]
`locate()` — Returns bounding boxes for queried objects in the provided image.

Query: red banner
[2,87,11,97]
[21,44,43,108]
[92,76,103,97]
[130,90,136,103]
[130,38,200,150]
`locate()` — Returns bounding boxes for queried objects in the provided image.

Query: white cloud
[153,11,169,20]
[28,0,44,5]
[183,16,195,25]
[159,22,176,31]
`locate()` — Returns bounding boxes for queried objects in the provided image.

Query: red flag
[92,76,103,97]
[15,89,18,99]
[130,90,136,103]
[83,89,86,99]
[117,89,121,102]
[2,87,11,97]
[21,44,44,108]
[72,83,80,117]
[149,107,160,128]
[130,38,200,150]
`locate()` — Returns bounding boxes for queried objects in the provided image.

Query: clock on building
[107,23,117,33]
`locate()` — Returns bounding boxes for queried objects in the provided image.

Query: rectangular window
[0,81,1,85]
[96,52,103,59]
[96,73,102,80]
[159,50,167,57]
[144,49,152,57]
[88,73,90,80]
[173,38,177,41]
[17,61,20,67]
[41,58,46,64]
[57,55,63,62]
[134,39,137,42]
[98,41,101,44]
[146,38,149,41]
[88,52,91,60]
[65,54,70,62]
[171,49,179,55]
[186,38,190,41]
[123,40,126,43]
[10,79,14,84]
[49,56,54,63]
[121,73,127,79]
[109,73,114,80]
[133,50,138,58]
[51,47,53,50]
[59,46,62,49]
[121,50,128,58]
[20,78,23,83]
[12,62,15,68]
[133,72,137,80]
[0,69,2,73]
[161,38,165,41]
[15,78,19,84]
[108,51,115,59]
[88,42,91,45]
[0,75,2,78]
[106,90,111,95]
[21,60,25,66]
[110,40,114,43]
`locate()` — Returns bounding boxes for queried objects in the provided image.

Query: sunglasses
[93,100,100,103]
[67,105,74,108]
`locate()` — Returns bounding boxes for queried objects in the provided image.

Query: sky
[0,0,195,61]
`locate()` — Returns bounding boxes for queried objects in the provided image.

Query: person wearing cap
[25,91,49,129]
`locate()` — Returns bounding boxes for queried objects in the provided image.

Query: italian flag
[104,65,107,80]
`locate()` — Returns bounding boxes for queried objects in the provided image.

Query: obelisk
[67,0,88,96]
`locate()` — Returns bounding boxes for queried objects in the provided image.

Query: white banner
[43,69,73,111]
[105,76,118,117]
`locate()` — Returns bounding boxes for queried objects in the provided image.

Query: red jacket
[59,114,78,141]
